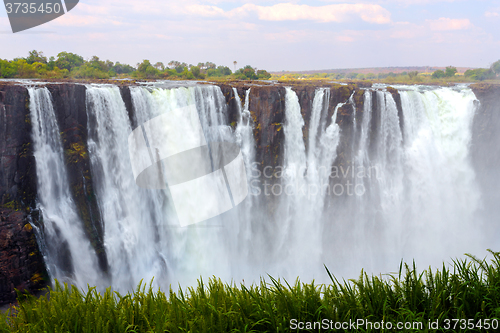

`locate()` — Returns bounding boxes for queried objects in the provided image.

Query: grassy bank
[2,251,500,332]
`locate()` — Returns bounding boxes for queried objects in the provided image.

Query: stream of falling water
[28,87,102,287]
[28,83,490,291]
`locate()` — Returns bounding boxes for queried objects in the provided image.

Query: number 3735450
[5,2,62,14]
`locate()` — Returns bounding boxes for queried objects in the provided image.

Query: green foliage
[0,51,270,80]
[190,65,201,78]
[465,68,496,81]
[257,69,271,80]
[347,72,359,79]
[432,70,445,79]
[490,60,500,76]
[134,59,161,79]
[25,50,47,65]
[71,63,110,79]
[55,52,84,71]
[0,59,17,78]
[112,62,135,75]
[234,65,258,80]
[408,71,419,79]
[445,66,457,77]
[2,251,500,332]
[207,66,232,77]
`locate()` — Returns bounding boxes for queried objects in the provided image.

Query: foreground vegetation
[1,251,500,332]
[0,50,271,81]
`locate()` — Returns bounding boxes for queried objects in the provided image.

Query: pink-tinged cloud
[234,3,391,24]
[427,18,472,31]
[337,35,355,42]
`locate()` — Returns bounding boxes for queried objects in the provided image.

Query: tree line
[0,50,272,80]
[276,61,500,83]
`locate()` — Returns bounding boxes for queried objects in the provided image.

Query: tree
[137,59,160,78]
[366,73,376,79]
[205,62,216,69]
[13,59,37,78]
[464,68,496,81]
[88,56,108,72]
[257,69,271,80]
[26,50,47,65]
[154,62,165,70]
[216,66,231,76]
[241,65,257,80]
[347,72,358,79]
[113,62,135,74]
[0,59,17,78]
[47,56,56,70]
[190,65,202,78]
[408,71,419,79]
[168,60,180,69]
[444,66,457,77]
[432,70,445,79]
[491,60,500,76]
[55,52,84,71]
[105,60,114,71]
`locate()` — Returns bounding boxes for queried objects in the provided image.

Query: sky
[1,0,499,72]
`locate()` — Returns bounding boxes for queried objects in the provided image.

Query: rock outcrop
[0,84,37,209]
[470,83,500,230]
[0,208,47,304]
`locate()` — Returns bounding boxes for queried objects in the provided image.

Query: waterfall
[27,82,490,291]
[28,87,102,287]
[233,88,256,259]
[271,87,341,280]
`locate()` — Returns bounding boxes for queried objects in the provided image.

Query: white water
[28,87,102,287]
[28,83,492,291]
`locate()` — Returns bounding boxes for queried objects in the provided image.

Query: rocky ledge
[0,208,47,305]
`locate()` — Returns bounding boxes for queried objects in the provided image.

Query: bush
[465,68,496,81]
[432,70,445,79]
[3,251,500,332]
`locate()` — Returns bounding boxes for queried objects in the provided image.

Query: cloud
[337,35,355,42]
[231,3,391,24]
[427,18,472,31]
[485,11,499,18]
[185,4,226,17]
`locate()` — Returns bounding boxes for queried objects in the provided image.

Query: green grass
[2,251,500,332]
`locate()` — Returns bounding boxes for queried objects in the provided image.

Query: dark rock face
[120,86,135,129]
[46,84,109,275]
[0,85,37,209]
[0,208,47,305]
[470,84,500,228]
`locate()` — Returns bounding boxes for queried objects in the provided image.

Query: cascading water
[27,82,493,292]
[270,87,341,281]
[28,87,102,287]
[320,86,483,277]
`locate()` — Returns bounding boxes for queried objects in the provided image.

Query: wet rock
[0,208,47,305]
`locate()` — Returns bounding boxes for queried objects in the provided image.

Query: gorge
[1,80,499,304]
